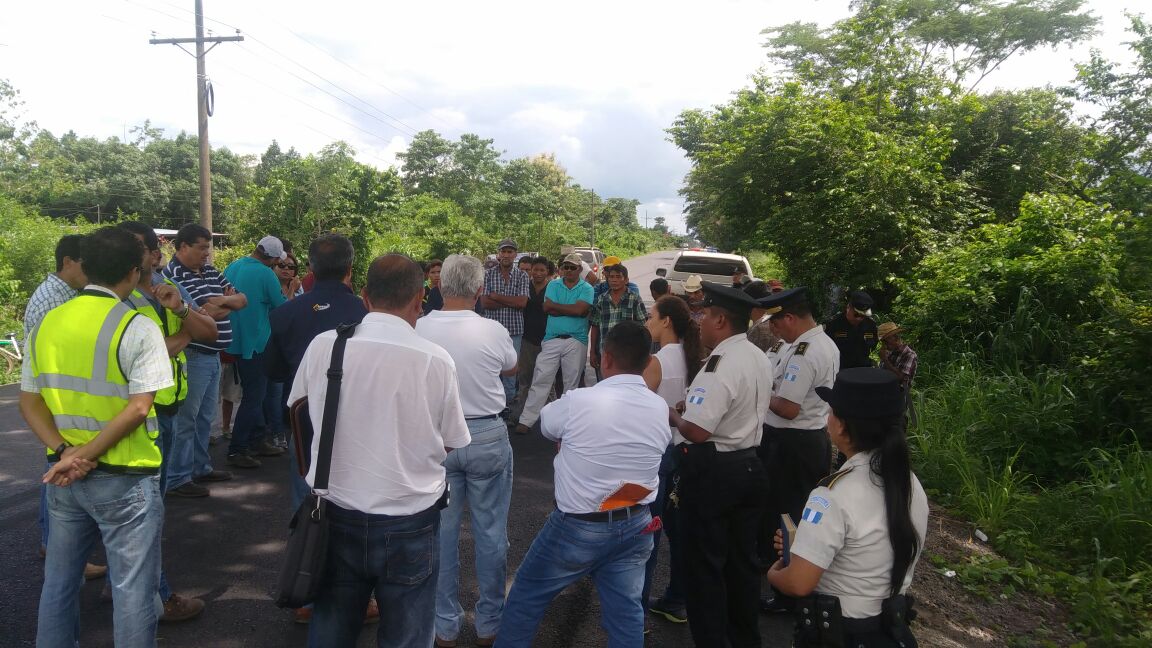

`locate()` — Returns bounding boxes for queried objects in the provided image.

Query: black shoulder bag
[275,322,357,608]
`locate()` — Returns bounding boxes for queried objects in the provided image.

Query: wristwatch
[53,441,71,456]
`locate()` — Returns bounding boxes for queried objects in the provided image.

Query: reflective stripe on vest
[127,289,188,408]
[32,293,162,471]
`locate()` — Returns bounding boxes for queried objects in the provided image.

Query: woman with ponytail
[639,295,703,625]
[767,368,929,648]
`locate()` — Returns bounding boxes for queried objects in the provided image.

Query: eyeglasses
[560,264,579,271]
[278,263,297,271]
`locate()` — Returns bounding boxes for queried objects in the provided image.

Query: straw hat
[877,322,903,340]
[683,275,704,292]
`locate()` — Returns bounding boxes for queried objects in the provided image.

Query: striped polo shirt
[163,257,234,354]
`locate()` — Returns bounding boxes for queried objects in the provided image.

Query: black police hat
[815,368,904,419]
[698,281,760,318]
[755,286,809,315]
[849,290,874,317]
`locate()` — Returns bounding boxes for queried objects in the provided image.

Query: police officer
[824,290,879,368]
[668,282,771,648]
[756,287,840,612]
[767,368,929,647]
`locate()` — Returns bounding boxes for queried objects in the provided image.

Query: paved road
[0,252,790,647]
[616,249,679,309]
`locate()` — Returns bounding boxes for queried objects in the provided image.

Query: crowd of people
[21,223,923,648]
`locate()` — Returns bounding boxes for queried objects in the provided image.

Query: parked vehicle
[658,250,754,295]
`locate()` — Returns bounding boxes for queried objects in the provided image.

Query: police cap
[755,286,809,316]
[698,281,760,319]
[815,367,904,419]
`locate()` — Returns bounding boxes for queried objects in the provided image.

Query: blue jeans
[39,462,50,550]
[174,351,220,483]
[501,334,522,406]
[436,418,514,641]
[309,503,440,647]
[38,472,164,648]
[228,354,273,455]
[496,509,653,648]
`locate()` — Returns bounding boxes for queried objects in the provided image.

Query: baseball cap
[257,236,287,261]
[849,290,874,318]
[497,238,518,251]
[561,253,583,267]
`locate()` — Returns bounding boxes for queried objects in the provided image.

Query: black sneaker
[227,453,261,469]
[648,597,688,623]
[252,441,286,457]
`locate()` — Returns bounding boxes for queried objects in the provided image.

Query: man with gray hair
[290,254,471,646]
[417,254,517,647]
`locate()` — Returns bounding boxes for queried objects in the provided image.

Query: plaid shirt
[23,274,77,337]
[589,288,648,353]
[482,266,530,336]
[887,344,919,387]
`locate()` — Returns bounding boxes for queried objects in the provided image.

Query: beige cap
[561,253,583,267]
[683,275,703,292]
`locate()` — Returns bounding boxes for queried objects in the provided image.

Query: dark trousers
[642,444,686,607]
[228,353,277,455]
[680,450,768,648]
[758,425,832,599]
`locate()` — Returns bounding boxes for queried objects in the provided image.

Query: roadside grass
[911,359,1152,645]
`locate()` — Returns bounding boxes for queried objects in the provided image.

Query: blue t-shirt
[543,278,594,344]
[223,256,287,359]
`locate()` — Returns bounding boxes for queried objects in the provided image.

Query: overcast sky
[0,0,1142,234]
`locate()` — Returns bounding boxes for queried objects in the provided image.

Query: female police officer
[767,368,929,648]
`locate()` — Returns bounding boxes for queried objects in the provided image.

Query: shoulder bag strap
[312,322,357,491]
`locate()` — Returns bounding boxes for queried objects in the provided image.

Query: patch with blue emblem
[801,507,823,525]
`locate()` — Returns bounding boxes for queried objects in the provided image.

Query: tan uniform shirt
[765,325,839,430]
[682,333,772,451]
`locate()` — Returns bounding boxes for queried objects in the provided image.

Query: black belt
[555,334,572,339]
[842,614,883,633]
[465,414,500,421]
[713,447,758,462]
[563,503,648,522]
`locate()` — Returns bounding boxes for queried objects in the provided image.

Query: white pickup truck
[658,250,754,295]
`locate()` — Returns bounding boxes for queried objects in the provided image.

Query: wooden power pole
[150,0,242,233]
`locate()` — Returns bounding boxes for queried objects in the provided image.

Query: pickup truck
[658,250,754,295]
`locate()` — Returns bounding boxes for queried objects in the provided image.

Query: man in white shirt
[416,255,517,648]
[289,254,471,647]
[496,321,671,648]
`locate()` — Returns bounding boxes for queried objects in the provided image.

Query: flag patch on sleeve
[801,507,823,525]
[688,394,705,405]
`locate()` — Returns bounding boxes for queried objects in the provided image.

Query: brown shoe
[168,482,210,498]
[193,470,233,483]
[252,441,285,457]
[227,453,261,469]
[83,562,107,580]
[434,637,457,648]
[514,423,530,435]
[364,599,379,624]
[476,636,496,647]
[160,594,205,622]
[293,607,312,624]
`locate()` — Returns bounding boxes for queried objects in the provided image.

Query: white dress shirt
[415,309,517,418]
[539,374,672,513]
[289,312,471,516]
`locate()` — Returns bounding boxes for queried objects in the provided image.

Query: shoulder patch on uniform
[704,355,722,373]
[818,466,854,489]
[794,342,810,355]
[769,340,784,353]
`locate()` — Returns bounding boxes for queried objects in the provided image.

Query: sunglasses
[278,263,297,271]
[560,264,579,271]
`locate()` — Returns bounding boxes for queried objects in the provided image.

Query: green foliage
[743,251,787,283]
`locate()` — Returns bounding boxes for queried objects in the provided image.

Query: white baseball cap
[257,236,288,260]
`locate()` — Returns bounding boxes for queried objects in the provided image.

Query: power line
[235,42,417,137]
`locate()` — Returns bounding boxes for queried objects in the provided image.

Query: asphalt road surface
[0,251,791,646]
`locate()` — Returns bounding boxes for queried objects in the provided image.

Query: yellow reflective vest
[127,286,188,414]
[31,291,162,472]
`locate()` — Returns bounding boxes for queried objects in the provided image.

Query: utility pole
[590,191,596,249]
[150,0,243,233]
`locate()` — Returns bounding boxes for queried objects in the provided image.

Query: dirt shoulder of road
[909,508,1081,647]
